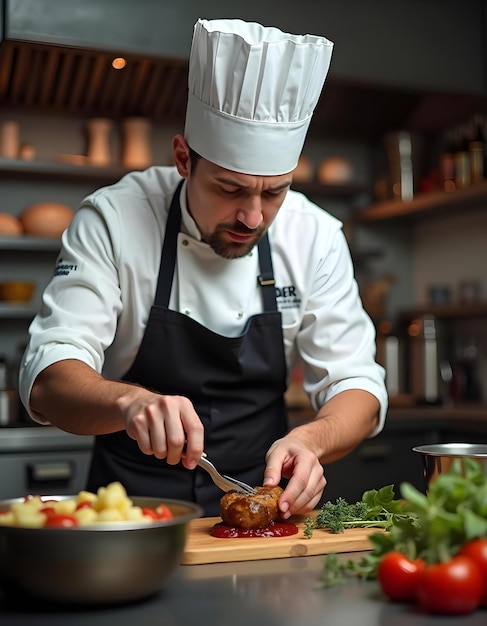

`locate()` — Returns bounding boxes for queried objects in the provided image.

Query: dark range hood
[1,37,486,142]
[0,39,189,127]
[1,0,487,140]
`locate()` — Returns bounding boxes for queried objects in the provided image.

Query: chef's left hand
[263,436,326,519]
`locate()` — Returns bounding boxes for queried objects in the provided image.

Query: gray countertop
[0,552,484,625]
[0,415,485,623]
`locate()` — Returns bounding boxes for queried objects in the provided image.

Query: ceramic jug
[86,118,113,167]
[122,117,152,170]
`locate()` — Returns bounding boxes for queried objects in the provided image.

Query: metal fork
[197,453,257,495]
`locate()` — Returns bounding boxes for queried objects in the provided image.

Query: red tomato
[155,504,173,520]
[416,556,483,615]
[142,507,159,519]
[75,501,93,511]
[377,551,425,601]
[39,506,57,518]
[458,538,487,606]
[44,514,79,528]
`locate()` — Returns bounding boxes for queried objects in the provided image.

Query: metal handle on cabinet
[28,462,73,482]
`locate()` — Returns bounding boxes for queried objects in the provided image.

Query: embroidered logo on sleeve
[53,258,78,277]
[276,285,301,310]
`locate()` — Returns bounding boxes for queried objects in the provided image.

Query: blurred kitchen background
[0,0,486,501]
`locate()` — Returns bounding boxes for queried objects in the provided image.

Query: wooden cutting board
[181,515,378,565]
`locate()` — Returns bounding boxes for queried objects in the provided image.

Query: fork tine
[222,474,257,495]
[197,454,257,495]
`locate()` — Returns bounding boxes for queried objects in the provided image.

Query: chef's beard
[204,222,266,259]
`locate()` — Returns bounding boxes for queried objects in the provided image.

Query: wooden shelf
[0,160,371,201]
[0,157,131,184]
[292,181,370,199]
[0,236,61,252]
[400,302,487,320]
[0,304,37,319]
[358,180,487,222]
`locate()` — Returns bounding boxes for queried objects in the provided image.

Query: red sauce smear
[210,520,299,538]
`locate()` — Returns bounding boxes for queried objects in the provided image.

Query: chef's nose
[236,198,263,229]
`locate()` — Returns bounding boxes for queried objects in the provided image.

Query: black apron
[86,181,288,516]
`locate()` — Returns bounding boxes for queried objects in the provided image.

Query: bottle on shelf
[467,114,486,184]
[453,124,471,189]
[449,340,482,405]
[438,129,456,192]
[376,319,403,398]
[407,314,440,405]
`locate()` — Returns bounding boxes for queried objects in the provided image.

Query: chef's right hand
[117,389,204,469]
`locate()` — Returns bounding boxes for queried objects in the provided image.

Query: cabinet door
[0,450,92,499]
[319,428,439,504]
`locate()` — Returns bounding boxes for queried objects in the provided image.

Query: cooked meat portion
[219,485,283,529]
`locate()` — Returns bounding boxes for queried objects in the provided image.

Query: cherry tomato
[377,551,425,601]
[458,538,487,606]
[155,504,173,520]
[39,506,57,518]
[75,501,93,511]
[416,556,483,615]
[44,514,79,528]
[142,507,159,520]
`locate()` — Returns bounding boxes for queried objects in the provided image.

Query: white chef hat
[184,19,334,176]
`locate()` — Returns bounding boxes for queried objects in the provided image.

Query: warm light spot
[407,321,422,337]
[112,57,127,70]
[392,181,401,197]
[378,320,392,335]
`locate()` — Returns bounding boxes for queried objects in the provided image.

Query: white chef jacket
[19,166,387,434]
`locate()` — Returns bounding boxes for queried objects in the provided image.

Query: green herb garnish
[304,484,408,537]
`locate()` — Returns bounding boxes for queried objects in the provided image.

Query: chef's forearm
[29,359,141,435]
[287,389,380,464]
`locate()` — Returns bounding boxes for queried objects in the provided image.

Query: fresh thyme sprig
[304,484,408,537]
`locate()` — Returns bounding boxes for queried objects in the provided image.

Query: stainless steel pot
[413,443,487,491]
[0,495,202,605]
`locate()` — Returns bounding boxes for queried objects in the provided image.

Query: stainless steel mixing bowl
[413,443,487,491]
[0,495,202,605]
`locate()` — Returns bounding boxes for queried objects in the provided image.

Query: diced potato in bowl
[0,484,203,605]
[0,481,172,528]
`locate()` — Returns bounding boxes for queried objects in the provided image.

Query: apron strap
[155,178,277,312]
[155,179,184,308]
[257,233,277,312]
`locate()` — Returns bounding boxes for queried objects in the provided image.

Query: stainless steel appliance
[0,427,94,499]
[407,314,440,404]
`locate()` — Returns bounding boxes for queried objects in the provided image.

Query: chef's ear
[172,135,191,178]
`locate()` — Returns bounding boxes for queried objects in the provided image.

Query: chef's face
[173,135,293,259]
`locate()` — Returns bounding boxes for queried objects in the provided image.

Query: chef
[19,18,387,517]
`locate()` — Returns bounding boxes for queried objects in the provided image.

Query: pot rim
[413,443,487,458]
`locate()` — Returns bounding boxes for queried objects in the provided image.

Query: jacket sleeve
[18,200,123,423]
[294,222,388,437]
